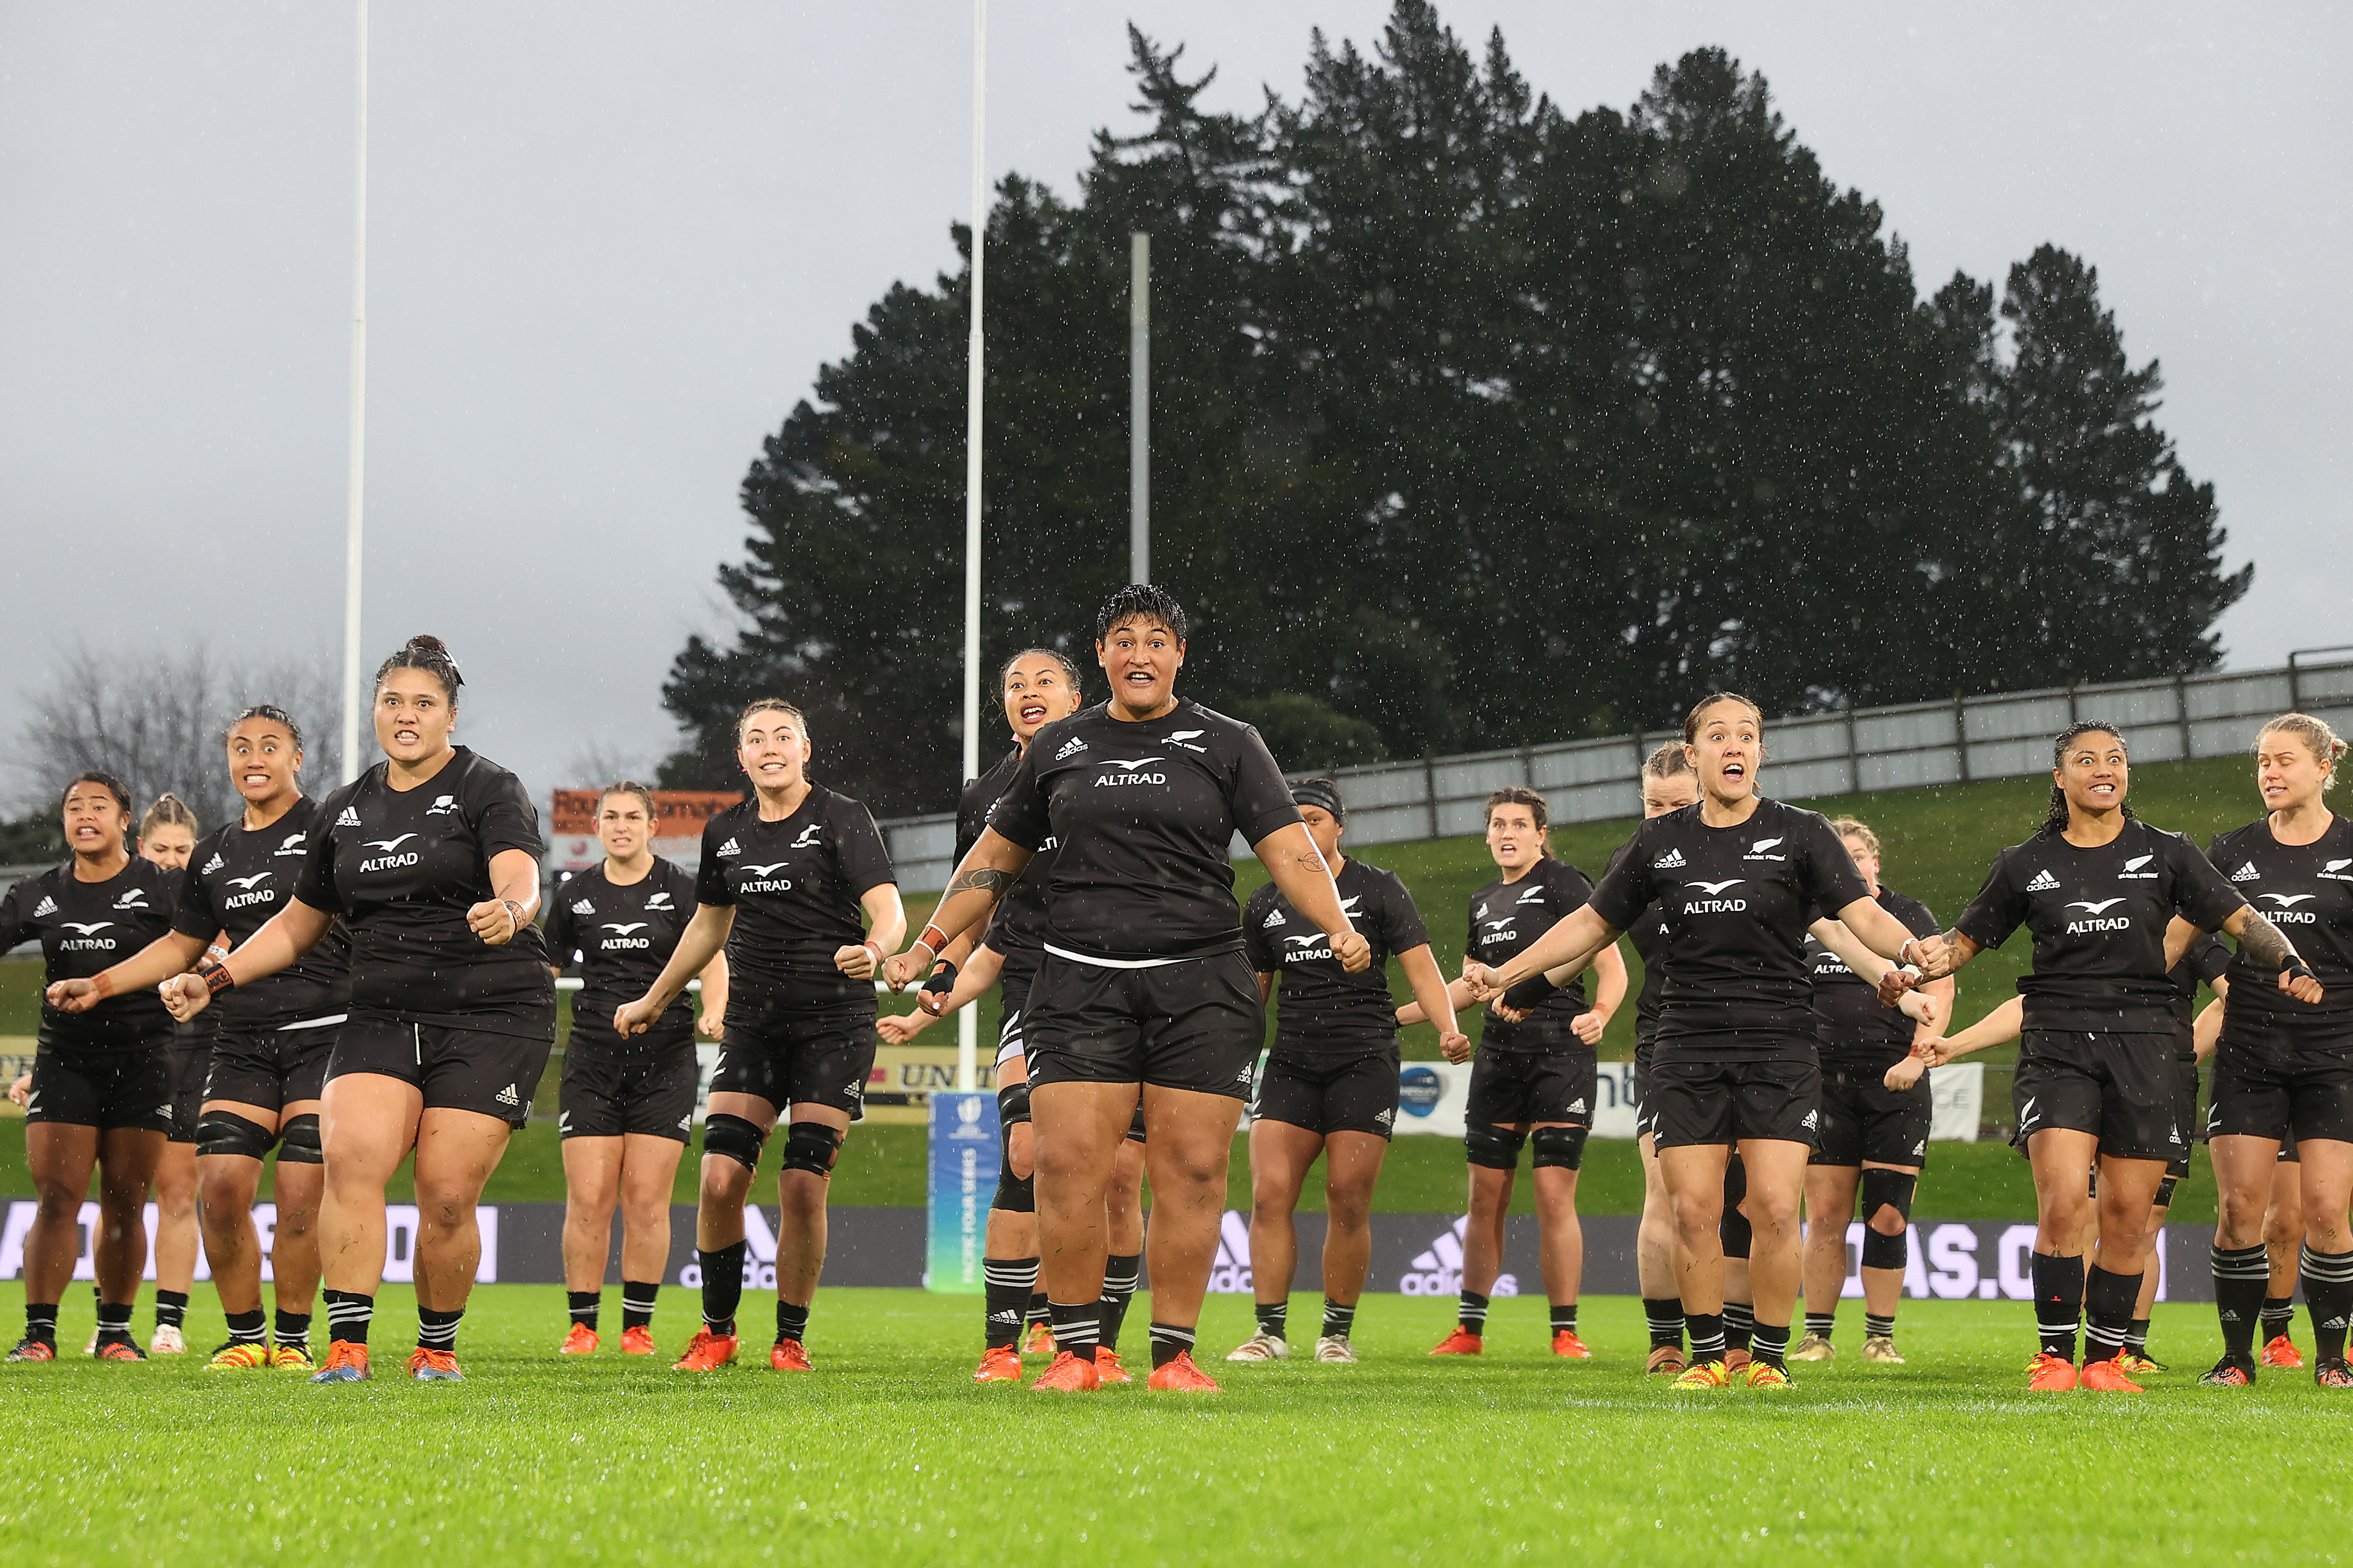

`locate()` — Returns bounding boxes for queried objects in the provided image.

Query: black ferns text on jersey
[1588,798,1871,1056]
[173,796,350,1028]
[1954,817,2246,1033]
[0,856,180,1050]
[1243,857,1431,1053]
[546,857,701,1041]
[295,748,555,1039]
[987,701,1301,964]
[694,788,894,1019]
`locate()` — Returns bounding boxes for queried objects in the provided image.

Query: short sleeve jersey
[1242,857,1430,1053]
[0,856,181,1051]
[1587,797,1871,1056]
[1806,886,1938,1066]
[171,796,351,1029]
[1603,840,1674,1053]
[1467,858,1598,1042]
[986,701,1301,964]
[958,747,1061,988]
[1952,817,2246,1035]
[694,787,895,1020]
[294,748,556,1039]
[546,857,701,1046]
[2207,814,2353,1030]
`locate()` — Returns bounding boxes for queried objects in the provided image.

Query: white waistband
[276,1013,349,1033]
[1043,943,1186,970]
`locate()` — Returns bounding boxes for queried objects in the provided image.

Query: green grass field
[1,1284,2345,1567]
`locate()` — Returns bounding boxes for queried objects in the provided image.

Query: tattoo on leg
[2236,912,2297,972]
[945,867,1015,899]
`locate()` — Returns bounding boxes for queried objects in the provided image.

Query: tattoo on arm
[944,867,1015,899]
[2237,912,2297,972]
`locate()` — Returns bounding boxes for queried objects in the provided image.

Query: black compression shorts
[1633,1040,1660,1143]
[165,1036,211,1145]
[710,1011,873,1118]
[561,1046,699,1142]
[25,1046,171,1134]
[1251,1047,1401,1139]
[1648,1054,1820,1150]
[1025,950,1262,1100]
[206,1019,338,1115]
[996,979,1031,1069]
[2013,1029,2191,1163]
[1809,1063,1931,1168]
[1466,1046,1595,1130]
[2208,1035,2353,1147]
[330,1016,554,1129]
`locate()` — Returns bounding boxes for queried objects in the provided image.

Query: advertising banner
[545,788,740,874]
[1,1201,496,1283]
[926,1092,1001,1294]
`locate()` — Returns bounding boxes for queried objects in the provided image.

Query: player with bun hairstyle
[5,774,182,1361]
[2195,714,2353,1387]
[1229,778,1466,1365]
[1900,721,2316,1392]
[887,584,1370,1393]
[544,781,727,1356]
[159,636,559,1383]
[1464,694,1938,1390]
[1401,786,1624,1360]
[616,699,903,1374]
[134,794,204,1355]
[49,709,351,1369]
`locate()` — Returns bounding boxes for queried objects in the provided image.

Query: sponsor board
[545,788,740,874]
[0,1201,496,1283]
[1386,1060,1978,1143]
[862,1045,1003,1126]
[925,1092,1000,1294]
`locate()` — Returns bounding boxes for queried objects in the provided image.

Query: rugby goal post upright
[339,0,370,785]
[955,0,989,1096]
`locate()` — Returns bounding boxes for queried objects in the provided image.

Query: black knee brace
[1465,1125,1526,1171]
[2154,1175,2179,1208]
[276,1112,323,1165]
[703,1113,768,1172]
[780,1121,843,1177]
[992,1166,1035,1214]
[996,1079,1032,1129]
[1859,1168,1918,1270]
[195,1109,273,1162]
[1530,1124,1589,1171]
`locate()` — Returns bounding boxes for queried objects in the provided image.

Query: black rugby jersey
[0,856,180,1051]
[294,748,555,1039]
[1243,856,1430,1053]
[172,796,350,1028]
[1806,886,1938,1066]
[1468,857,1597,1039]
[1953,817,2245,1035]
[547,857,701,1044]
[2208,815,2353,1028]
[694,788,894,1019]
[1601,842,1674,1051]
[958,747,1059,986]
[987,701,1300,964]
[1587,798,1871,1056]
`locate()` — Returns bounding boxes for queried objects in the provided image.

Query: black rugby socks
[567,1291,601,1332]
[1722,1300,1755,1352]
[1643,1297,1685,1350]
[621,1281,659,1332]
[2031,1252,2083,1361]
[776,1300,810,1346]
[416,1305,463,1353]
[2261,1295,2297,1346]
[1048,1301,1099,1363]
[1322,1299,1357,1339]
[699,1240,747,1336]
[154,1289,189,1331]
[1750,1320,1790,1371]
[1100,1254,1141,1350]
[22,1303,57,1348]
[1255,1300,1288,1341]
[94,1299,134,1346]
[1147,1321,1195,1369]
[275,1309,313,1348]
[1549,1303,1578,1334]
[1804,1311,1836,1342]
[324,1289,374,1346]
[1456,1290,1490,1337]
[1686,1311,1727,1362]
[983,1257,1037,1350]
[224,1308,267,1346]
[2211,1243,2269,1361]
[2301,1246,2353,1365]
[2081,1265,2137,1363]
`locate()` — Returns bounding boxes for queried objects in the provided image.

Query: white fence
[875,647,2353,889]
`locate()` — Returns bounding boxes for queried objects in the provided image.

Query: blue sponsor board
[925,1092,1001,1294]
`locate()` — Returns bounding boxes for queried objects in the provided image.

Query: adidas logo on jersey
[678,1115,692,1131]
[495,1084,521,1107]
[1912,1141,1926,1157]
[202,853,225,874]
[1566,1098,1587,1116]
[1652,849,1686,869]
[715,838,740,857]
[571,899,595,915]
[31,895,56,918]
[1055,736,1088,760]
[2231,862,2262,882]
[336,807,362,827]
[1261,908,1286,929]
[2025,869,2060,892]
[1375,1105,1395,1129]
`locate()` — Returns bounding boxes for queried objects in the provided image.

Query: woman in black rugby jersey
[2193,714,2353,1388]
[1628,744,1699,1371]
[1464,694,1936,1390]
[615,700,903,1375]
[888,584,1371,1395]
[135,794,204,1357]
[3,774,181,1361]
[1899,720,2317,1392]
[1400,786,1624,1362]
[159,636,557,1385]
[546,782,727,1358]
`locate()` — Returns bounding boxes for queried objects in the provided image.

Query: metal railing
[873,647,2353,888]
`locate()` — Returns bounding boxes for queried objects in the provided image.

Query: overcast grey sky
[3,1,2346,813]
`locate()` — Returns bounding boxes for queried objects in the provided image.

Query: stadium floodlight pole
[1129,232,1148,583]
[954,0,988,1094]
[339,0,370,785]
